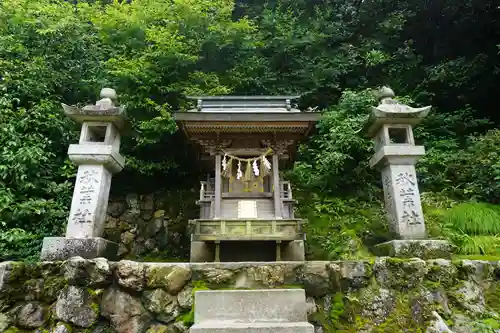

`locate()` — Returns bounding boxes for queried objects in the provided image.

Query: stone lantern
[365,87,451,258]
[40,88,129,260]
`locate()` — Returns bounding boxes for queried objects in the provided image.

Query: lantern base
[374,240,453,259]
[40,237,118,261]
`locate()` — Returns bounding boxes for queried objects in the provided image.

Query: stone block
[194,289,308,323]
[190,241,214,262]
[40,237,118,261]
[374,240,452,259]
[283,240,305,261]
[190,322,314,333]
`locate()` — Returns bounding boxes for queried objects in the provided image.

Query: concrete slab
[190,322,314,333]
[194,289,308,323]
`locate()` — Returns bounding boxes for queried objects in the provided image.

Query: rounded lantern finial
[100,88,117,100]
[378,86,395,101]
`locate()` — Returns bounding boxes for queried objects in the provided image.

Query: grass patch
[445,202,500,235]
[454,254,500,261]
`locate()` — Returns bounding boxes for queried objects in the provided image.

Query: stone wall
[104,191,199,260]
[1,258,500,333]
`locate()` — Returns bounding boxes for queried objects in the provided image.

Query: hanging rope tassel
[222,158,233,178]
[236,160,243,180]
[252,159,260,177]
[222,154,227,171]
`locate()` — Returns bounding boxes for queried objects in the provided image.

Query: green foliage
[451,235,500,255]
[0,228,42,261]
[0,0,254,256]
[298,194,386,260]
[0,0,499,260]
[438,202,500,255]
[290,89,378,197]
[419,129,500,204]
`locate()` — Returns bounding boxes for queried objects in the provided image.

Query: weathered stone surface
[457,260,495,283]
[0,262,23,294]
[92,323,117,333]
[145,239,156,251]
[52,322,72,333]
[306,297,317,317]
[55,286,99,328]
[23,278,44,301]
[451,313,477,333]
[116,260,145,291]
[233,265,288,289]
[374,257,427,290]
[63,256,111,287]
[246,265,286,287]
[126,194,140,210]
[329,261,372,289]
[195,268,235,286]
[140,195,154,217]
[177,286,193,309]
[108,201,127,218]
[450,280,486,314]
[145,265,191,294]
[143,289,180,323]
[146,324,170,333]
[374,240,453,259]
[426,259,458,287]
[298,262,331,296]
[430,288,452,316]
[40,237,118,261]
[101,288,152,333]
[359,287,395,324]
[2,259,500,332]
[426,311,453,333]
[16,302,48,329]
[121,231,135,246]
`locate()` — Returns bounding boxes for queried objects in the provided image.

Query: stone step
[194,289,308,323]
[190,322,314,333]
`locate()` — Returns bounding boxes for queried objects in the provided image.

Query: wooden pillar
[272,154,282,218]
[214,153,222,218]
[214,241,221,262]
[276,241,282,261]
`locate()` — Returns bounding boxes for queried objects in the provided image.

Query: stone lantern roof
[364,87,431,138]
[61,88,129,132]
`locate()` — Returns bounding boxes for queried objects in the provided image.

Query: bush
[297,194,387,260]
[0,228,42,261]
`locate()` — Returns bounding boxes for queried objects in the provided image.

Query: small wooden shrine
[174,96,320,262]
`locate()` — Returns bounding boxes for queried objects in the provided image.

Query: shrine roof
[184,95,302,113]
[174,96,320,135]
[173,96,321,154]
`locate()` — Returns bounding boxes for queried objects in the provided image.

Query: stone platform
[190,289,314,333]
[2,258,494,333]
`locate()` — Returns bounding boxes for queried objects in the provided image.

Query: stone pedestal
[40,88,128,261]
[190,241,214,263]
[40,237,118,261]
[282,240,305,261]
[374,240,453,259]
